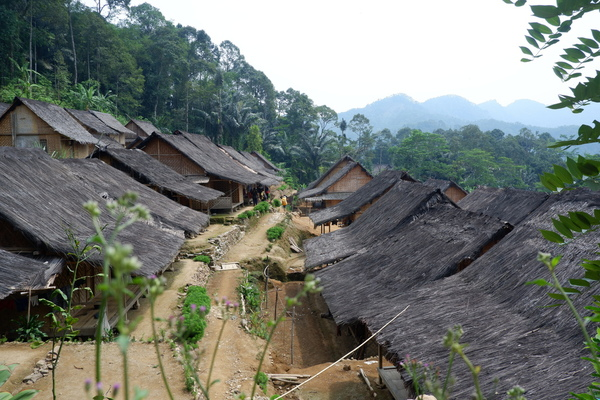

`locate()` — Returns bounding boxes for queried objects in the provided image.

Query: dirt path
[1,211,394,400]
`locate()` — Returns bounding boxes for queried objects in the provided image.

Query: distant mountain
[338,94,600,149]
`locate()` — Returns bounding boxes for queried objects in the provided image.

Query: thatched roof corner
[0,250,64,300]
[6,98,97,144]
[298,155,373,200]
[218,144,283,186]
[308,170,415,226]
[126,119,161,137]
[66,108,120,136]
[251,151,281,172]
[0,102,10,117]
[90,111,137,139]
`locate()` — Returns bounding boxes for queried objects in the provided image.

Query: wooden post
[378,344,383,385]
[274,288,280,320]
[263,265,269,311]
[290,306,295,365]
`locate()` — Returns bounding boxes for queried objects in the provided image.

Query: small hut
[308,170,415,230]
[0,147,185,336]
[297,155,373,214]
[66,108,123,147]
[0,97,98,158]
[125,118,161,139]
[137,131,274,212]
[91,147,223,213]
[423,178,468,202]
[304,181,455,270]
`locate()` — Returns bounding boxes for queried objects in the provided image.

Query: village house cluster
[0,96,281,337]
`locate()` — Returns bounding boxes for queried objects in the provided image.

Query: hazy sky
[114,1,594,113]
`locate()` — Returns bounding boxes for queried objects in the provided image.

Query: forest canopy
[0,0,572,189]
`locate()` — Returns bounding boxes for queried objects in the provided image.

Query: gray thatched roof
[8,98,97,144]
[62,158,210,236]
[298,155,372,200]
[143,131,267,185]
[0,102,10,117]
[0,250,63,299]
[218,145,282,186]
[251,151,281,172]
[317,188,600,399]
[304,181,457,269]
[65,108,120,136]
[92,147,223,203]
[458,186,549,226]
[308,170,415,226]
[126,119,161,137]
[90,111,137,140]
[0,147,183,276]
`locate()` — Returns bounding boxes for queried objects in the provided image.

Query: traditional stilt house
[304,181,455,270]
[90,110,137,146]
[315,188,600,399]
[66,108,123,147]
[125,118,161,139]
[0,147,186,337]
[308,170,415,231]
[91,147,223,213]
[423,178,468,202]
[297,155,373,214]
[218,144,282,187]
[137,131,274,212]
[0,97,98,157]
[62,157,211,237]
[251,150,281,175]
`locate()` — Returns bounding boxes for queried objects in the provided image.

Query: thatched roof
[0,102,10,117]
[92,147,223,203]
[298,155,373,199]
[308,170,415,226]
[62,158,210,236]
[0,147,183,276]
[65,108,120,136]
[251,151,281,172]
[423,178,468,195]
[0,250,63,299]
[90,111,136,139]
[458,186,548,226]
[126,119,161,137]
[218,144,282,186]
[142,131,268,185]
[6,98,97,144]
[304,181,457,270]
[317,189,600,399]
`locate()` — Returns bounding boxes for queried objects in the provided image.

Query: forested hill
[0,1,584,191]
[338,94,600,140]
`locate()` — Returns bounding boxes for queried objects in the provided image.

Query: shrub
[266,225,285,241]
[193,255,211,264]
[272,198,281,207]
[253,201,270,213]
[12,314,46,342]
[238,210,256,220]
[182,286,211,343]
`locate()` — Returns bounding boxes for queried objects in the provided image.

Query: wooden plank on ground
[378,366,408,400]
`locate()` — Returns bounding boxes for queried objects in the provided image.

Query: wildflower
[84,378,92,392]
[191,304,197,312]
[96,381,103,391]
[113,383,121,397]
[199,305,207,313]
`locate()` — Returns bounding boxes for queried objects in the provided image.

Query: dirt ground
[0,210,394,400]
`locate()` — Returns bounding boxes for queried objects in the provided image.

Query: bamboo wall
[444,186,467,203]
[142,138,206,176]
[329,166,372,193]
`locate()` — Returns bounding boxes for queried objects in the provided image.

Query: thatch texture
[308,170,414,226]
[62,158,210,236]
[126,119,161,137]
[304,181,456,269]
[90,110,136,140]
[0,102,10,117]
[317,188,600,399]
[149,131,268,185]
[0,147,183,276]
[219,145,282,186]
[458,186,549,226]
[93,147,223,203]
[298,155,372,199]
[0,250,63,299]
[10,98,97,144]
[66,108,119,136]
[251,151,281,172]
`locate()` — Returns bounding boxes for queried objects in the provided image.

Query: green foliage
[182,286,211,343]
[238,210,256,220]
[266,225,285,242]
[192,255,211,264]
[253,201,271,213]
[0,364,39,400]
[272,198,281,207]
[254,371,268,394]
[238,275,262,313]
[12,315,46,343]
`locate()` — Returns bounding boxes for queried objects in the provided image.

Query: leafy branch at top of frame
[539,155,600,191]
[503,0,600,112]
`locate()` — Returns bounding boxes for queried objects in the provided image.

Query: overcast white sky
[115,0,596,113]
